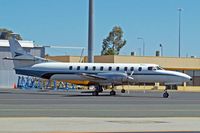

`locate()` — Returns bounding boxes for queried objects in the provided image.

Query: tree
[0,28,23,40]
[101,26,126,55]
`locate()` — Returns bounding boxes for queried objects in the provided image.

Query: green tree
[0,28,23,40]
[101,26,126,55]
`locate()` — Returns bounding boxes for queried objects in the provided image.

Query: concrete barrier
[116,85,200,92]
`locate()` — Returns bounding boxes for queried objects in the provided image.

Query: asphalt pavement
[0,88,200,117]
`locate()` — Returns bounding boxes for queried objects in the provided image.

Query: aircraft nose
[184,74,192,82]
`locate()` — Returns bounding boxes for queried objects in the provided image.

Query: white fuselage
[15,62,192,86]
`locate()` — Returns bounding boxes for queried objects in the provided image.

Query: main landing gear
[121,89,126,93]
[92,91,99,96]
[110,90,116,96]
[92,85,103,96]
[90,85,117,96]
[109,84,116,96]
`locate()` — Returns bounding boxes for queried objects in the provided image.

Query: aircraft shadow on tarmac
[0,90,163,98]
[64,93,163,98]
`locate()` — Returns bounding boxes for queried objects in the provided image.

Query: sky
[0,0,200,57]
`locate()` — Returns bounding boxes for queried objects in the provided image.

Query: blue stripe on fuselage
[15,68,181,79]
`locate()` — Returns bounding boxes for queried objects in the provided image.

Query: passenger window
[85,66,88,70]
[130,67,134,71]
[108,66,112,71]
[116,67,120,71]
[138,67,142,71]
[100,66,104,71]
[69,66,73,70]
[93,66,96,71]
[77,66,80,70]
[124,67,128,71]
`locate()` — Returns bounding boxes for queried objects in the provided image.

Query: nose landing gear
[163,90,169,98]
[163,86,169,98]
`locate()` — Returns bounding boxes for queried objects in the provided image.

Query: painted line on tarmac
[0,108,200,112]
[0,98,200,102]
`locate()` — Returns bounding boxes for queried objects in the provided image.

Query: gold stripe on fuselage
[65,80,90,85]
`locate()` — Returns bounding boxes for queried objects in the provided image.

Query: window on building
[69,66,73,70]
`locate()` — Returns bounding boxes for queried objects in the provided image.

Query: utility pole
[178,8,183,58]
[160,44,163,56]
[88,0,94,63]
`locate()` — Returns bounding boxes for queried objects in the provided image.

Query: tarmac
[0,88,200,132]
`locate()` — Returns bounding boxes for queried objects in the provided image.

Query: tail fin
[8,35,47,68]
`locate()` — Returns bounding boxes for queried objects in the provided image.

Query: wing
[78,72,134,85]
[79,73,107,80]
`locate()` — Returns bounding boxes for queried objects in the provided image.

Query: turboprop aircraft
[6,36,192,98]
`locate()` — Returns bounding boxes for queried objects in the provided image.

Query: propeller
[122,71,135,93]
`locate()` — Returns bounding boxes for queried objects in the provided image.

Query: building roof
[46,55,200,70]
[0,39,34,48]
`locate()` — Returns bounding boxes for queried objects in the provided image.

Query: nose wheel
[163,90,169,98]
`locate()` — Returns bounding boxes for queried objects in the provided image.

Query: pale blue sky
[0,0,200,57]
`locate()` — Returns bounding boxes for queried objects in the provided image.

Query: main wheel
[92,91,99,96]
[110,90,116,96]
[163,92,169,98]
[121,89,126,93]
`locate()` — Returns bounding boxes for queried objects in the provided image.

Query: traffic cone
[13,83,17,89]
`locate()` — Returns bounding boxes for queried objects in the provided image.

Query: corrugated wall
[0,46,44,88]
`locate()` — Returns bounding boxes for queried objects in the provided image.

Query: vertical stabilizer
[8,35,47,68]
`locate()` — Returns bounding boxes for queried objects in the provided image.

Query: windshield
[148,66,164,71]
[156,66,164,70]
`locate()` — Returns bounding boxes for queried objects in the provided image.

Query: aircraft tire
[163,92,169,98]
[110,90,116,96]
[121,89,125,93]
[92,91,99,96]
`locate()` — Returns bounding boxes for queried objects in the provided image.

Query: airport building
[0,40,45,88]
[1,39,200,88]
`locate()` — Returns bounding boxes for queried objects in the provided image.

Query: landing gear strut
[110,84,116,96]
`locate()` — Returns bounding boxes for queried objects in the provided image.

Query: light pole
[159,44,163,56]
[137,37,145,56]
[178,8,183,58]
[88,0,94,63]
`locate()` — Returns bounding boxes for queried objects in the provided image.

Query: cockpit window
[148,67,153,70]
[156,66,163,70]
[148,66,163,71]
